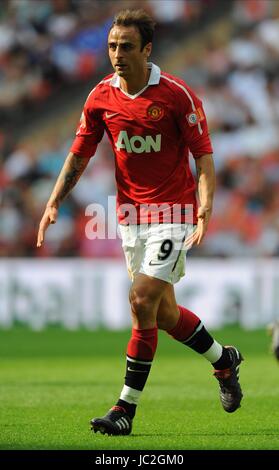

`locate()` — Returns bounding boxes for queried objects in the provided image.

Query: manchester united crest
[147,104,164,121]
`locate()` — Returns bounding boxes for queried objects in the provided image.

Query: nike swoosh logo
[127,367,149,373]
[105,112,119,119]
[149,260,162,266]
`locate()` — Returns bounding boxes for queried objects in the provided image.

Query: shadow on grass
[131,431,279,437]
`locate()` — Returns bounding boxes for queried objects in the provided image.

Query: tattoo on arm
[58,154,89,202]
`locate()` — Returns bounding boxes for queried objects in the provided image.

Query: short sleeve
[70,94,105,158]
[176,84,213,158]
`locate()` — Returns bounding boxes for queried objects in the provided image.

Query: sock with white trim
[116,327,158,419]
[167,305,233,368]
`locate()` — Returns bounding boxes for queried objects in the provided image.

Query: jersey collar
[110,62,161,94]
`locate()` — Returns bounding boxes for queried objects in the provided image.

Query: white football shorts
[118,223,195,284]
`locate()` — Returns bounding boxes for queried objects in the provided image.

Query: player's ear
[144,42,152,58]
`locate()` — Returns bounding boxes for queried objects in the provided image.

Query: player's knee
[129,292,152,316]
[129,286,157,318]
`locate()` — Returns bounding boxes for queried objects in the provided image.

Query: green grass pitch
[0,325,279,450]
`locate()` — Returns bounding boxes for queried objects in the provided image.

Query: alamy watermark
[84,196,195,250]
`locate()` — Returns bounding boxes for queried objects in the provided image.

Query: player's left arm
[175,82,215,248]
[187,153,215,247]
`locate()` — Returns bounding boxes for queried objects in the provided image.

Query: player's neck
[120,66,151,95]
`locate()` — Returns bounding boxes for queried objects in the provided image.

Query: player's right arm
[36,152,90,247]
[37,85,105,248]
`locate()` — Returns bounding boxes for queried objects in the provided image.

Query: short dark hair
[111,9,156,50]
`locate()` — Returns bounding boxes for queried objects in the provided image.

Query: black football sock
[116,327,158,419]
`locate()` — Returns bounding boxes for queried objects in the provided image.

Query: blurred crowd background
[0,0,279,259]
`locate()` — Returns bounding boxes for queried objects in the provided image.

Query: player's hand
[36,205,58,247]
[184,206,211,250]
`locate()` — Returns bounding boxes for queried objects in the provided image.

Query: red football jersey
[70,63,213,224]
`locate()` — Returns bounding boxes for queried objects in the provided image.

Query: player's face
[108,25,151,80]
